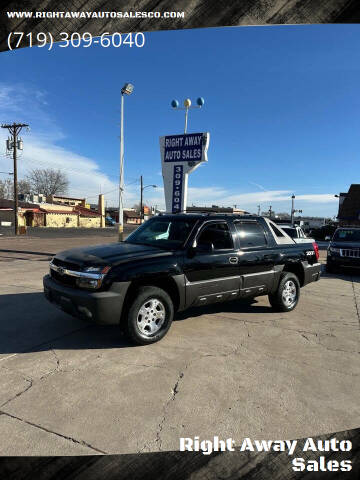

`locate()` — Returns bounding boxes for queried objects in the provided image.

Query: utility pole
[1,122,28,235]
[140,179,157,222]
[140,175,143,222]
[268,205,273,218]
[257,205,260,216]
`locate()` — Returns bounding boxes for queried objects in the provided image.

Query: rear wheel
[125,286,174,345]
[268,272,300,312]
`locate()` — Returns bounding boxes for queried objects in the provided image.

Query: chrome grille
[340,249,360,258]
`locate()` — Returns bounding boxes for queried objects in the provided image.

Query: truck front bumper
[43,274,130,325]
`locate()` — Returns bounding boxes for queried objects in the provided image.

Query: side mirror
[196,242,214,253]
[325,236,330,241]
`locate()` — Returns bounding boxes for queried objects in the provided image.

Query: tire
[125,286,174,345]
[268,272,300,312]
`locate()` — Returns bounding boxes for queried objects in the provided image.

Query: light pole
[290,194,302,224]
[140,175,157,222]
[118,82,134,241]
[171,97,205,133]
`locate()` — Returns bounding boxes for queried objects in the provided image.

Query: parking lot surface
[0,233,359,455]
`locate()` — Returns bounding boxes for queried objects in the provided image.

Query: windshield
[125,217,197,249]
[333,229,360,242]
[282,227,297,238]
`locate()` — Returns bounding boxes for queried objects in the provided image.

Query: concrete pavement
[0,235,359,455]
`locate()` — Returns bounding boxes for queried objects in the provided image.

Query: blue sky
[1,24,359,216]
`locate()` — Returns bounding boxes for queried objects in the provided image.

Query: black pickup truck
[43,214,321,345]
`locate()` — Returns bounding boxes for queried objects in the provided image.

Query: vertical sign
[172,165,183,213]
[160,132,210,213]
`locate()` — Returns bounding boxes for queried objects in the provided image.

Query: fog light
[77,306,93,318]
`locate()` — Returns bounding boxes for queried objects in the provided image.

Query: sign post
[160,132,210,213]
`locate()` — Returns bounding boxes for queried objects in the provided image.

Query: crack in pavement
[0,410,107,454]
[350,276,360,332]
[39,349,61,380]
[0,377,33,409]
[155,365,189,451]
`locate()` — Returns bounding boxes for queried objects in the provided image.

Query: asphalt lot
[0,231,359,455]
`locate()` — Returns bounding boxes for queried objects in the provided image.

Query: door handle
[229,257,238,264]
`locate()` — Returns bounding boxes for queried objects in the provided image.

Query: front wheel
[268,273,300,312]
[126,286,174,345]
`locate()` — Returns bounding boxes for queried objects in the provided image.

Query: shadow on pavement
[320,263,360,282]
[0,292,134,355]
[2,268,359,356]
[175,297,272,321]
[1,292,272,355]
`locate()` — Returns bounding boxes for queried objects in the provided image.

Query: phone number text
[8,32,145,50]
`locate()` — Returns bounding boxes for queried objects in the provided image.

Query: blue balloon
[171,99,179,108]
[197,97,205,106]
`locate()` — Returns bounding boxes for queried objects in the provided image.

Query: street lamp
[291,194,302,224]
[118,83,134,241]
[140,175,157,222]
[171,97,205,133]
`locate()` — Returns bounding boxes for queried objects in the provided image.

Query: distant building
[18,193,46,204]
[47,194,87,208]
[0,196,103,228]
[337,184,360,226]
[187,205,249,215]
[124,210,141,224]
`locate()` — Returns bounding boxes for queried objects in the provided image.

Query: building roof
[0,198,39,209]
[50,195,85,201]
[74,205,102,217]
[338,184,360,221]
[124,210,140,218]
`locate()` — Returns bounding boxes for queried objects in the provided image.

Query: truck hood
[55,242,172,269]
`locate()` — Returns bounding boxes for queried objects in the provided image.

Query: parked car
[311,224,338,241]
[105,216,116,226]
[275,224,315,244]
[43,214,321,345]
[326,227,360,273]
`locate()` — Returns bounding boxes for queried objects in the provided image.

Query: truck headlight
[76,266,111,290]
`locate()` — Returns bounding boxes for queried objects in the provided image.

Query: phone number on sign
[7,32,146,50]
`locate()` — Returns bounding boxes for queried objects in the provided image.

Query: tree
[0,178,12,199]
[25,168,69,196]
[132,203,141,213]
[18,179,31,195]
[0,178,32,200]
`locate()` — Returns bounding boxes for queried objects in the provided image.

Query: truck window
[197,222,233,250]
[269,223,285,237]
[235,221,267,248]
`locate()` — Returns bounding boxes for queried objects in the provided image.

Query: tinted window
[235,221,267,248]
[126,217,196,249]
[270,223,285,237]
[333,229,360,242]
[282,227,297,238]
[197,222,233,250]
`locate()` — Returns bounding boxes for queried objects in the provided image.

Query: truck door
[232,219,276,297]
[183,220,240,307]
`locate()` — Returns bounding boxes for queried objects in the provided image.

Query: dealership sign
[160,132,210,213]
